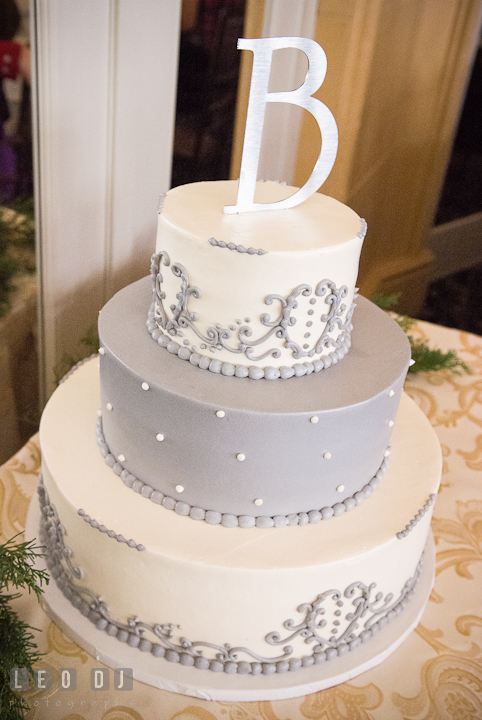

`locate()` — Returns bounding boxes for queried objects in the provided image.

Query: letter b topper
[224,37,338,214]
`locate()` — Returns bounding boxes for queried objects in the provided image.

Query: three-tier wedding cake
[32,36,441,700]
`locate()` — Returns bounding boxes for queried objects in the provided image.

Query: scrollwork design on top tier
[150,251,355,363]
[38,476,423,674]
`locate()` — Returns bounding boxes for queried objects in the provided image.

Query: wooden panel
[294,0,383,198]
[428,212,482,280]
[31,0,181,402]
[293,0,482,312]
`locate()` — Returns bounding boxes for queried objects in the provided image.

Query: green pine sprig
[0,535,49,600]
[0,535,49,720]
[406,337,471,375]
[370,292,471,376]
[369,292,401,311]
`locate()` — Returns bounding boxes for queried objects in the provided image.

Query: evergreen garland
[370,292,471,376]
[0,535,49,720]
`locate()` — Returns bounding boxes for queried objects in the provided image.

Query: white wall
[31,0,181,402]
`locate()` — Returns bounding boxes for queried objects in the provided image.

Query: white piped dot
[336,485,345,493]
[323,452,332,459]
[106,403,113,411]
[236,453,246,462]
[388,420,394,427]
[141,382,150,391]
[310,416,319,424]
[384,448,391,457]
[97,409,102,417]
[175,485,184,493]
[216,410,225,418]
[254,498,263,506]
[409,359,416,367]
[118,454,125,462]
[389,389,395,397]
[99,347,105,355]
[156,433,165,442]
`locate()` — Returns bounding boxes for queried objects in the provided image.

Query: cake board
[26,496,435,702]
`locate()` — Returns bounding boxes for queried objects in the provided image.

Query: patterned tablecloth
[2,319,482,720]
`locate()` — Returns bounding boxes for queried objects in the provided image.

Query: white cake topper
[224,37,338,215]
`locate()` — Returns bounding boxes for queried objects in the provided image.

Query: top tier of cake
[149,181,365,379]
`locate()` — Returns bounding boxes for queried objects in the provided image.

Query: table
[2,318,482,720]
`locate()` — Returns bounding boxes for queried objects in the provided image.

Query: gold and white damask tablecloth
[2,318,482,720]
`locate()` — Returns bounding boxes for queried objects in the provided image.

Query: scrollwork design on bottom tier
[38,477,424,674]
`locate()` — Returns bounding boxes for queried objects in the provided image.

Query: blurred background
[0,0,481,462]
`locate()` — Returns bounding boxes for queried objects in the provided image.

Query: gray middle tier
[98,278,410,522]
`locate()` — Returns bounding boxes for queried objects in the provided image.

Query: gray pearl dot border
[96,416,390,528]
[357,219,368,240]
[156,192,167,214]
[146,307,352,381]
[396,494,436,539]
[77,509,145,551]
[208,236,268,255]
[59,354,98,384]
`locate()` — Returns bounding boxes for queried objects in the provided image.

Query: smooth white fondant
[40,358,441,660]
[160,182,360,252]
[26,498,435,701]
[155,181,363,369]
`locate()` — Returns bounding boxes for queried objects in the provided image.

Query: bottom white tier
[37,357,441,687]
[26,497,435,700]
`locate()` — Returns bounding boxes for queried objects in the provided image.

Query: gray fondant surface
[95,414,390,527]
[98,278,410,518]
